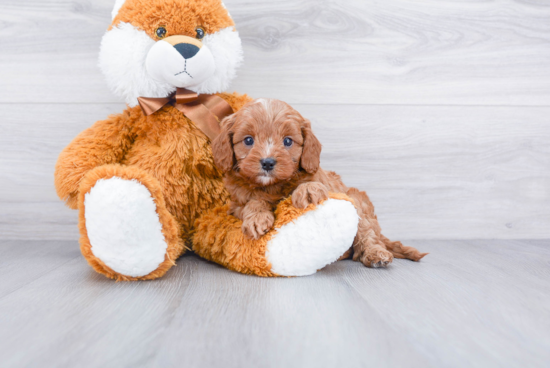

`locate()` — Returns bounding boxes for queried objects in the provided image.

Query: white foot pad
[84,177,168,277]
[266,199,359,276]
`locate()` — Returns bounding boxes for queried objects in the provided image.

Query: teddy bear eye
[195,27,205,40]
[156,27,167,39]
[244,136,254,146]
[283,137,293,147]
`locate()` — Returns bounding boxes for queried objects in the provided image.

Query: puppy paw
[292,182,329,209]
[358,248,394,268]
[242,212,275,240]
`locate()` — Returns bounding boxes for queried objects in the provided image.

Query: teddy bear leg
[78,165,185,281]
[194,194,359,277]
[265,197,359,276]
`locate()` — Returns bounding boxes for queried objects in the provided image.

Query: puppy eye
[283,137,293,147]
[244,136,254,146]
[156,26,167,39]
[195,27,206,40]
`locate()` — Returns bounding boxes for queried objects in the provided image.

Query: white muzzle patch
[146,40,216,90]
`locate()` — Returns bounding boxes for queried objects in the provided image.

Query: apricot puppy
[212,98,427,268]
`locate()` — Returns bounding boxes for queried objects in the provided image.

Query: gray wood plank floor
[1,240,549,368]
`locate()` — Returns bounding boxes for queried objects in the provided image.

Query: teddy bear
[54,0,364,281]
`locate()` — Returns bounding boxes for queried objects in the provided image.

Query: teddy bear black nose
[261,158,277,172]
[174,43,200,59]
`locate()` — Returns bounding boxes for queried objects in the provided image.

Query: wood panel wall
[1,0,549,240]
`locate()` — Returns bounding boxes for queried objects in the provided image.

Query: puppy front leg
[292,182,329,209]
[241,200,275,240]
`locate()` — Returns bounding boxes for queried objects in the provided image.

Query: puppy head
[212,99,322,186]
[100,0,243,107]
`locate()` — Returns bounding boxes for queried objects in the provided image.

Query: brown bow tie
[137,88,234,141]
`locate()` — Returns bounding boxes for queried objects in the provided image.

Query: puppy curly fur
[212,98,428,268]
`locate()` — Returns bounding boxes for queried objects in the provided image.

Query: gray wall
[1,0,549,240]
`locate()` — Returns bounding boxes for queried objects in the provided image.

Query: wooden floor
[1,240,549,368]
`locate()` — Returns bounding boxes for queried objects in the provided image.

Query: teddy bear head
[99,0,243,107]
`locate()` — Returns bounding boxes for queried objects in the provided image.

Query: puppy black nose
[174,43,200,59]
[261,158,277,172]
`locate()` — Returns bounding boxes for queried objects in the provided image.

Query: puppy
[212,98,427,268]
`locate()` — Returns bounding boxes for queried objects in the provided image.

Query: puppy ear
[212,114,237,173]
[300,119,322,174]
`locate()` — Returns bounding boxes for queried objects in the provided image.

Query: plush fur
[193,193,358,277]
[112,0,127,19]
[100,0,242,106]
[212,99,428,267]
[265,197,359,276]
[78,164,183,281]
[56,93,249,240]
[84,176,168,277]
[56,0,360,280]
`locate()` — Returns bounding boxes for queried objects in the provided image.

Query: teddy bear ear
[220,1,233,19]
[111,0,127,20]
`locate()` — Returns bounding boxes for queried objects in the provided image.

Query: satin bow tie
[137,88,234,141]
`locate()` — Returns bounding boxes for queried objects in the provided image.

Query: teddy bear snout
[163,35,203,59]
[145,33,215,89]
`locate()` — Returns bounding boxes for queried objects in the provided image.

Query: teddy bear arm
[217,92,254,113]
[54,110,136,209]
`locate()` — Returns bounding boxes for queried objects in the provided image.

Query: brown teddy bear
[54,0,416,281]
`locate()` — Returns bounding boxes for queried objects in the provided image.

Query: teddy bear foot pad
[84,177,169,277]
[266,199,359,276]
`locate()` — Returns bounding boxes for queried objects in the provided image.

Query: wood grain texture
[0,240,549,368]
[0,0,549,105]
[1,104,549,240]
[0,1,549,239]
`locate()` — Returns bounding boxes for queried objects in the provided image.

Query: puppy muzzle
[146,35,215,90]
